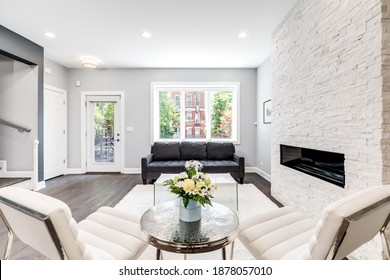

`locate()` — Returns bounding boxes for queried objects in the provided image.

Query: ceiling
[0,0,297,69]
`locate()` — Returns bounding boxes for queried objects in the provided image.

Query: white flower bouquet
[163,160,217,208]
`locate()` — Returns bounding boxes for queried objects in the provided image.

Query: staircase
[0,177,31,188]
[0,160,33,189]
[0,118,41,190]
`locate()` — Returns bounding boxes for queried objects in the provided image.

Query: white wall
[256,57,272,177]
[271,0,384,259]
[66,68,257,170]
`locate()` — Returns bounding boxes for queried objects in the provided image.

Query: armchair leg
[380,215,390,260]
[0,209,14,260]
[239,178,244,184]
[142,179,147,185]
[4,231,14,260]
[380,231,390,260]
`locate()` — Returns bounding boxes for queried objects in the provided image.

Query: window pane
[93,103,114,162]
[153,84,238,143]
[210,91,233,139]
[184,91,206,139]
[159,91,181,139]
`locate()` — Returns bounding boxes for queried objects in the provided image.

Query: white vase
[179,198,201,222]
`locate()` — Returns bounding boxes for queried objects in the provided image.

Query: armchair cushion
[0,187,148,260]
[304,185,390,260]
[239,185,390,260]
[0,186,83,259]
[239,206,316,260]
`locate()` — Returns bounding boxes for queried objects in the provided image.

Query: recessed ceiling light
[238,32,248,38]
[142,32,151,38]
[43,32,56,38]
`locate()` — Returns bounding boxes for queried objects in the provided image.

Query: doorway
[44,85,67,180]
[81,92,124,173]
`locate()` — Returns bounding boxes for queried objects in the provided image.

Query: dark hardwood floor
[0,172,277,260]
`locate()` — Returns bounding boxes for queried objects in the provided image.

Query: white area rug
[115,184,278,260]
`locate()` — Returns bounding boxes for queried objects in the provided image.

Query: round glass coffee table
[140,200,239,260]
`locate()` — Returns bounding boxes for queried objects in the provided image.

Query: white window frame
[195,111,200,124]
[151,82,240,144]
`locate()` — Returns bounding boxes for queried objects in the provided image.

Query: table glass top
[140,200,239,245]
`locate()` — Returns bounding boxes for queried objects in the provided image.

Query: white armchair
[0,187,148,260]
[239,185,390,260]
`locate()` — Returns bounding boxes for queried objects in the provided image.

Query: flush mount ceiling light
[81,57,98,69]
[141,31,151,38]
[238,32,248,38]
[43,32,56,38]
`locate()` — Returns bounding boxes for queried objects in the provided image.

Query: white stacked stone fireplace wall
[271,0,387,259]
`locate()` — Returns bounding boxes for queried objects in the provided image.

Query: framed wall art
[263,99,272,124]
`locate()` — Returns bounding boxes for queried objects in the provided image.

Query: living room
[1,0,390,277]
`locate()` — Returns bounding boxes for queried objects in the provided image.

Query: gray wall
[0,55,38,170]
[256,57,272,176]
[67,68,257,169]
[44,58,68,90]
[0,25,44,179]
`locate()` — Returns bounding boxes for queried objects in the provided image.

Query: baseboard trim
[66,168,142,175]
[0,171,34,178]
[66,168,85,175]
[120,167,270,179]
[35,181,47,191]
[66,167,269,181]
[246,167,271,182]
[122,168,141,174]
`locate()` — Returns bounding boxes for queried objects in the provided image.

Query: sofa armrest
[142,153,154,165]
[141,154,154,183]
[233,153,245,184]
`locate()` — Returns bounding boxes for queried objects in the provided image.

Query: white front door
[44,87,66,180]
[86,95,121,172]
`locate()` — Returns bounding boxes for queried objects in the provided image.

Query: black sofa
[141,142,245,184]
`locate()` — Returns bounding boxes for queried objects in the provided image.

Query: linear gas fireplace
[280,145,345,187]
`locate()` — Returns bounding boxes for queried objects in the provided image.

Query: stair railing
[0,119,31,133]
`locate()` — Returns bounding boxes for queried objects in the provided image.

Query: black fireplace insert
[280,144,345,187]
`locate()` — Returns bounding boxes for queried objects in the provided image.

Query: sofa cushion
[200,160,239,172]
[147,161,187,173]
[180,142,207,160]
[207,142,235,160]
[152,142,180,160]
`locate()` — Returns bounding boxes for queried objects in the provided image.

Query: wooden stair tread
[0,177,30,188]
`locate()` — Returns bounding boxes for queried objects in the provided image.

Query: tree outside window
[210,91,233,139]
[159,91,180,139]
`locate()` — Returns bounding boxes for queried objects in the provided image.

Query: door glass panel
[93,102,115,163]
